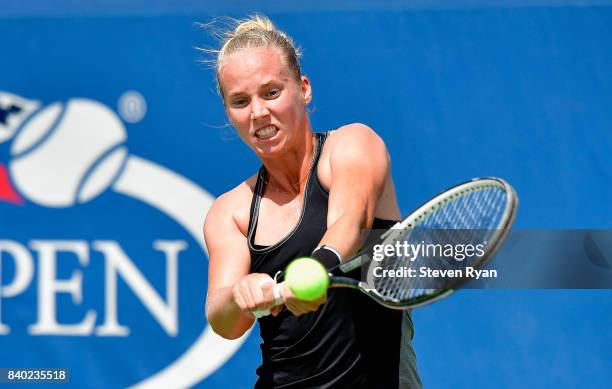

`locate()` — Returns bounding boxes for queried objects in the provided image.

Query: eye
[265,89,280,98]
[231,97,248,107]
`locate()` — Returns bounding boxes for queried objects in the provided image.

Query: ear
[300,75,312,105]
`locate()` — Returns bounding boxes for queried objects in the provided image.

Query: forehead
[219,47,292,95]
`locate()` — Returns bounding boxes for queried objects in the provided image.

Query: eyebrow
[227,79,284,99]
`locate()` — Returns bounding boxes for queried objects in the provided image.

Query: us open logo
[0,91,248,388]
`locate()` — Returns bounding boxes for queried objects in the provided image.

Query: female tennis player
[204,14,421,388]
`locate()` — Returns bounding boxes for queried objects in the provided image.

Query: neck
[261,130,316,194]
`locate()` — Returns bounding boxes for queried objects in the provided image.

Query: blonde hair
[204,14,303,99]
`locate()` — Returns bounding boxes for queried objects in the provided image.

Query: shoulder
[327,123,384,144]
[322,123,388,164]
[317,124,390,190]
[204,174,258,237]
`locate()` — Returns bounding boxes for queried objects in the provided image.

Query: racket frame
[330,177,518,309]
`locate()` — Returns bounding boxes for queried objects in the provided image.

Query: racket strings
[371,186,508,302]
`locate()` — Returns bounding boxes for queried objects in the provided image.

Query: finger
[271,306,283,317]
[233,289,249,311]
[249,276,272,308]
[251,280,267,308]
[313,293,327,305]
[285,305,304,316]
[284,289,325,307]
[286,293,327,316]
[239,281,258,310]
[286,300,313,316]
[258,279,276,306]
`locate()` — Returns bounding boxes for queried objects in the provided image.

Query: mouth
[254,125,278,140]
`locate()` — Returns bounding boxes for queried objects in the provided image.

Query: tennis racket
[253,177,518,317]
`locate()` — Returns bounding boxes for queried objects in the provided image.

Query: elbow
[210,320,247,340]
[206,309,250,340]
[219,330,246,340]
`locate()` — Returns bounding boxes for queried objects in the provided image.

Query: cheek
[276,95,305,122]
[227,109,249,126]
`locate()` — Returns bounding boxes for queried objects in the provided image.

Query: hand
[232,273,283,318]
[281,283,327,316]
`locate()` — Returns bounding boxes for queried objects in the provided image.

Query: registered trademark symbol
[118,91,146,123]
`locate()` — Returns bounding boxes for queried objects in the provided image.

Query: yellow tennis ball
[285,257,329,301]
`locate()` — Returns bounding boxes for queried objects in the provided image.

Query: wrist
[310,245,342,269]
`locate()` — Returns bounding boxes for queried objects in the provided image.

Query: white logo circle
[2,91,249,388]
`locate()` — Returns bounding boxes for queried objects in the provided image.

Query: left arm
[319,123,390,259]
[281,124,390,316]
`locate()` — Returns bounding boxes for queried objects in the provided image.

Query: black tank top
[248,132,402,388]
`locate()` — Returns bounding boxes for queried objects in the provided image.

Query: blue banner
[1,1,611,388]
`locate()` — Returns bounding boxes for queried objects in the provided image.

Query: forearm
[206,286,253,339]
[318,209,370,261]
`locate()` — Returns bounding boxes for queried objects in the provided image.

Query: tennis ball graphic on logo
[8,98,128,207]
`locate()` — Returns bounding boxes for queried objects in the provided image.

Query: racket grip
[252,282,284,318]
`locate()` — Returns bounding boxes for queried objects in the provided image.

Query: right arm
[204,192,277,339]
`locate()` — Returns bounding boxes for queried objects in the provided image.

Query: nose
[250,98,269,121]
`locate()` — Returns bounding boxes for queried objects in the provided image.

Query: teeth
[255,125,277,139]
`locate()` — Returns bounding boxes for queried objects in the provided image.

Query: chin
[255,142,288,160]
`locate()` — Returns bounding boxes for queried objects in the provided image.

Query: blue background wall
[1,1,611,387]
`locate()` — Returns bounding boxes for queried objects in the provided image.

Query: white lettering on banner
[0,240,35,334]
[28,240,96,335]
[0,241,34,297]
[0,239,186,336]
[94,240,185,337]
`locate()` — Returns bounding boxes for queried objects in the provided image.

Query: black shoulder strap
[246,166,266,242]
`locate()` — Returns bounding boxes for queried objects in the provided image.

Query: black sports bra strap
[314,132,327,167]
[247,132,328,248]
[247,166,266,239]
